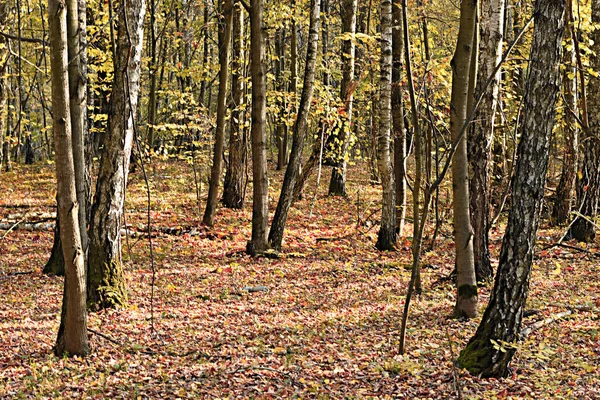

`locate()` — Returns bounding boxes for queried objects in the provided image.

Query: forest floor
[0,160,599,399]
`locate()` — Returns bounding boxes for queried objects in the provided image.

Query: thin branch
[0,31,47,45]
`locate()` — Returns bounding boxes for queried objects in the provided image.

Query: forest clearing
[1,162,599,398]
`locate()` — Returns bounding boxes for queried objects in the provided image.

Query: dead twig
[445,327,463,400]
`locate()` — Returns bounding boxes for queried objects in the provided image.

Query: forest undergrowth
[0,161,599,399]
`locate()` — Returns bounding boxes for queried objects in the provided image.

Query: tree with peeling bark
[468,0,504,282]
[87,0,147,308]
[376,0,396,250]
[458,0,565,377]
[203,0,233,226]
[49,0,89,357]
[450,0,478,318]
[268,0,320,251]
[246,0,269,256]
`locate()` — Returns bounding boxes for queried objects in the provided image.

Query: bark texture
[223,4,247,209]
[392,0,406,236]
[458,0,565,377]
[468,0,504,281]
[450,0,478,318]
[49,0,89,357]
[0,2,7,171]
[87,0,146,308]
[203,0,233,226]
[268,0,320,251]
[247,0,269,255]
[328,0,357,196]
[376,0,396,250]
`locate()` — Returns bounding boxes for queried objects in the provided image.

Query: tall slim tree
[552,21,578,226]
[0,2,7,171]
[450,0,478,318]
[376,0,396,250]
[468,0,505,281]
[328,0,357,196]
[268,0,320,251]
[223,3,247,209]
[246,0,269,255]
[49,0,89,357]
[392,0,407,236]
[569,0,600,242]
[458,0,565,377]
[203,0,233,226]
[87,0,147,308]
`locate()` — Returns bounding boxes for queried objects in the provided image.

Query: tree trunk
[87,0,146,308]
[49,0,89,357]
[552,2,578,226]
[0,2,8,171]
[203,0,233,226]
[569,0,600,242]
[268,0,320,251]
[392,0,406,236]
[376,0,396,250]
[223,3,247,209]
[67,0,89,255]
[275,28,287,171]
[146,0,159,149]
[458,0,565,377]
[468,0,504,281]
[246,0,269,255]
[328,0,357,196]
[450,0,478,318]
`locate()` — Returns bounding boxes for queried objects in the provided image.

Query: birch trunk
[87,0,146,308]
[468,0,504,281]
[376,0,396,250]
[458,0,564,377]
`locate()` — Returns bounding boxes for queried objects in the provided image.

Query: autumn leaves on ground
[1,162,599,399]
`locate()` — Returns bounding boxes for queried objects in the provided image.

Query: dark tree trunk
[328,0,357,196]
[458,0,565,377]
[552,6,578,226]
[268,0,320,251]
[392,0,406,236]
[223,3,247,209]
[203,0,233,226]
[568,0,600,241]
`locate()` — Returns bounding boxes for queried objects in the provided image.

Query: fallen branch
[520,310,572,338]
